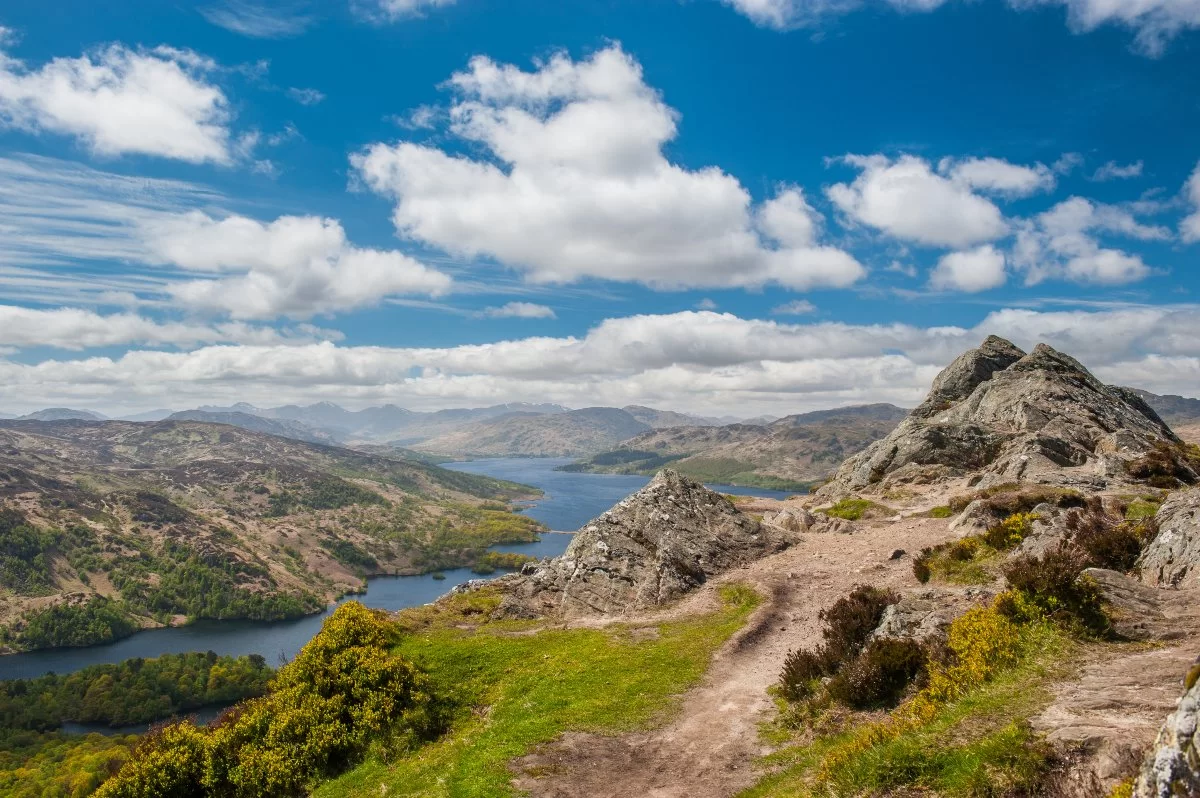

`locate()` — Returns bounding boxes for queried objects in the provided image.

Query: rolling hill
[411,407,655,458]
[0,419,540,652]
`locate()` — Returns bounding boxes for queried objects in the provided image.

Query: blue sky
[0,0,1197,417]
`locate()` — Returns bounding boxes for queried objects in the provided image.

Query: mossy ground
[817,498,893,521]
[316,584,761,798]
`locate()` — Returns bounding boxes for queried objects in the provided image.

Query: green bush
[826,638,926,709]
[981,512,1038,551]
[1001,546,1108,635]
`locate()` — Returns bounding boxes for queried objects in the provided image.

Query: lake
[0,457,794,682]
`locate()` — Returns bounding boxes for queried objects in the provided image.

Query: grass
[818,498,893,521]
[929,505,955,518]
[316,583,761,798]
[741,620,1072,798]
[1124,497,1161,520]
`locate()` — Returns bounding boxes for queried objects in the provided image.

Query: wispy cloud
[287,87,325,105]
[478,302,557,319]
[200,1,314,38]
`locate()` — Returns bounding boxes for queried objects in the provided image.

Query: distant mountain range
[1132,389,1200,426]
[411,407,658,458]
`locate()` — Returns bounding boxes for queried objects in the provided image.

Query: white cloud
[479,301,556,319]
[0,41,234,163]
[721,0,948,29]
[827,154,1008,248]
[287,87,324,105]
[771,299,817,315]
[0,305,337,350]
[695,298,719,310]
[929,245,1007,292]
[199,1,313,37]
[6,306,1200,417]
[1181,162,1200,243]
[1010,0,1200,56]
[1013,196,1168,285]
[1091,160,1144,181]
[938,156,1055,198]
[372,0,458,20]
[1053,152,1084,174]
[352,45,865,292]
[141,213,452,320]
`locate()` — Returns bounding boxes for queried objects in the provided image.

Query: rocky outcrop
[819,337,1186,497]
[1133,662,1200,798]
[868,586,992,644]
[1085,568,1200,641]
[492,470,789,619]
[1139,489,1200,588]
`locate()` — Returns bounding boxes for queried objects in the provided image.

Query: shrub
[947,537,981,561]
[1002,547,1108,635]
[1126,442,1198,488]
[1074,516,1155,573]
[826,638,926,709]
[948,484,1083,517]
[982,511,1039,550]
[820,585,899,663]
[780,649,830,702]
[913,549,934,583]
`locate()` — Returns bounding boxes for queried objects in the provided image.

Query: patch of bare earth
[512,508,964,798]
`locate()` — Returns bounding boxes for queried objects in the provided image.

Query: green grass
[741,622,1070,798]
[316,584,761,798]
[1124,497,1161,520]
[818,498,893,521]
[929,505,954,518]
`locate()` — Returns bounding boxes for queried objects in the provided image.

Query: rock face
[818,336,1184,496]
[1133,663,1200,798]
[493,470,788,618]
[869,587,992,645]
[1139,489,1200,588]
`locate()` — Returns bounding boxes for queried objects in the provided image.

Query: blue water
[0,458,795,683]
[443,457,796,531]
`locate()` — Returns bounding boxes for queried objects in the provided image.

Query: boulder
[869,587,992,645]
[492,470,790,619]
[1133,661,1200,798]
[764,507,816,533]
[1138,489,1200,588]
[818,338,1185,497]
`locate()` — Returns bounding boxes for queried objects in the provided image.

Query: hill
[17,408,105,421]
[565,403,908,490]
[412,407,653,458]
[1132,389,1200,426]
[165,410,336,446]
[0,419,540,652]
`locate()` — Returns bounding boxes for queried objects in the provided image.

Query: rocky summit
[493,469,789,618]
[819,336,1186,496]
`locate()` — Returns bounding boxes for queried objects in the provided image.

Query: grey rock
[1139,489,1200,588]
[869,587,992,644]
[493,470,790,619]
[819,338,1184,497]
[764,508,816,533]
[1084,568,1200,641]
[1133,662,1200,798]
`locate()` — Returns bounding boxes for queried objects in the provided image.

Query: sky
[0,0,1198,418]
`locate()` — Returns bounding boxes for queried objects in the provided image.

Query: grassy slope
[317,584,760,798]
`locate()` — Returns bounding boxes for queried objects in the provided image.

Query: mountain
[18,408,106,421]
[819,336,1188,496]
[621,405,721,428]
[412,407,653,457]
[1132,389,1200,426]
[165,410,337,445]
[118,409,175,422]
[566,403,909,490]
[0,419,540,652]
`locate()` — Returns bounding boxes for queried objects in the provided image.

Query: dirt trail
[513,514,959,798]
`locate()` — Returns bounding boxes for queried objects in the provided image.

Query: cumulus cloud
[1181,162,1200,243]
[1012,196,1168,285]
[929,245,1007,292]
[0,40,234,163]
[827,154,1008,248]
[352,45,865,292]
[371,0,457,20]
[720,0,947,29]
[140,213,452,320]
[1011,0,1200,56]
[0,305,337,350]
[1091,160,1144,181]
[5,307,1200,417]
[479,301,556,319]
[938,156,1056,198]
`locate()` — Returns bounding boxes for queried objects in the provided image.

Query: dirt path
[512,514,960,798]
